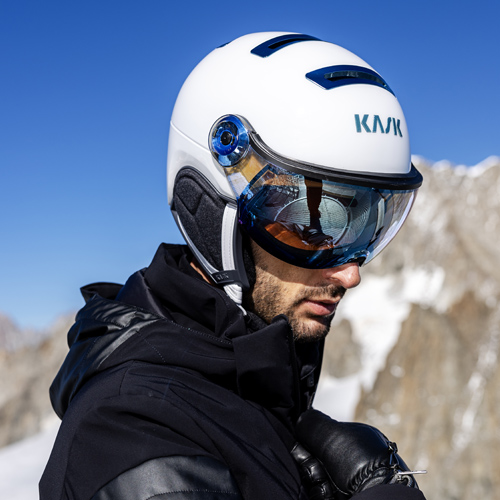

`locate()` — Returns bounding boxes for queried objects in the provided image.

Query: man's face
[245,241,361,343]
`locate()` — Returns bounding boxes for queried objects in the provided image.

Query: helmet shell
[167,32,411,204]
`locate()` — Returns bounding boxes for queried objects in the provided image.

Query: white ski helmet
[167,32,422,305]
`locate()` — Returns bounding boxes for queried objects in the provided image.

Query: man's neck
[189,258,212,284]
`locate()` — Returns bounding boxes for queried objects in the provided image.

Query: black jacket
[40,244,426,500]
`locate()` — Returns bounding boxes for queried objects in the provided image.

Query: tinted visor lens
[212,115,419,269]
[230,162,416,269]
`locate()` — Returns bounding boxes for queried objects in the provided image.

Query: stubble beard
[245,266,346,343]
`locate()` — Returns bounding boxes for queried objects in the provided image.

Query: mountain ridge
[321,155,500,499]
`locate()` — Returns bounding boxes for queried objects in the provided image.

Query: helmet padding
[172,168,255,297]
[172,168,226,272]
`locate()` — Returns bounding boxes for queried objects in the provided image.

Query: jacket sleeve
[352,484,426,500]
[90,455,243,500]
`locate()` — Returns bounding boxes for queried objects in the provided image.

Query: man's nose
[321,262,361,289]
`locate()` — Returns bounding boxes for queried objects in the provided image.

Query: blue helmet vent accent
[251,34,321,58]
[306,65,395,95]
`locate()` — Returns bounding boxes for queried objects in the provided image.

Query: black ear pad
[172,168,226,271]
[172,168,256,291]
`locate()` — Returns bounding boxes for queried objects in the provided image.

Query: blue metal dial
[209,115,249,167]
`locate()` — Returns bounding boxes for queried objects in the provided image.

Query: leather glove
[294,409,424,499]
[291,441,335,500]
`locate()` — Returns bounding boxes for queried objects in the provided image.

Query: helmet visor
[211,115,421,269]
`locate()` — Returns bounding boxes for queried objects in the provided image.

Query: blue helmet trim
[251,34,321,58]
[306,65,395,95]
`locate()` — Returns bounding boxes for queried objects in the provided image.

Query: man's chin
[290,315,332,343]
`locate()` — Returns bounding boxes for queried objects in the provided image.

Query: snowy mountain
[0,316,71,499]
[0,316,70,448]
[1,155,499,499]
[0,419,59,500]
[319,155,500,499]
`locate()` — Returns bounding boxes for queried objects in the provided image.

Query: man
[40,33,426,499]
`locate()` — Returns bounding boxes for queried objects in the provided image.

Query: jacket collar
[143,244,248,339]
[140,244,305,424]
[53,244,323,428]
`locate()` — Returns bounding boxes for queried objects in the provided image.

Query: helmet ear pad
[172,168,255,289]
[173,168,225,272]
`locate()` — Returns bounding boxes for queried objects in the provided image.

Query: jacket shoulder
[91,455,242,500]
[50,293,164,418]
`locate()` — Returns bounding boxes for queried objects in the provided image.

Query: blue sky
[1,0,499,330]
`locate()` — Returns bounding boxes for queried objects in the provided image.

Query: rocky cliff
[321,156,500,499]
[0,316,71,447]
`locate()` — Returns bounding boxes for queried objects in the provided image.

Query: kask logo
[354,114,403,137]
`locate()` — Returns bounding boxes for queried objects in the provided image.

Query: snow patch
[317,265,446,420]
[451,309,500,456]
[467,155,500,177]
[402,264,445,310]
[0,419,59,500]
[314,375,361,421]
[433,159,454,171]
[411,154,499,177]
[338,274,410,392]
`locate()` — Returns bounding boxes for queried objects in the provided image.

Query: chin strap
[171,167,251,306]
[221,203,244,305]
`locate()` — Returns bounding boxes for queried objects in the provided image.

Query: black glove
[293,409,424,499]
[291,441,335,500]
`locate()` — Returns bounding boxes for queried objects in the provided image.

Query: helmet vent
[306,65,395,95]
[251,34,321,58]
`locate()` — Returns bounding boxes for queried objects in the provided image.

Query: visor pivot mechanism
[209,115,250,167]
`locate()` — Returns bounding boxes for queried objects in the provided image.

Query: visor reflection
[216,119,418,269]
